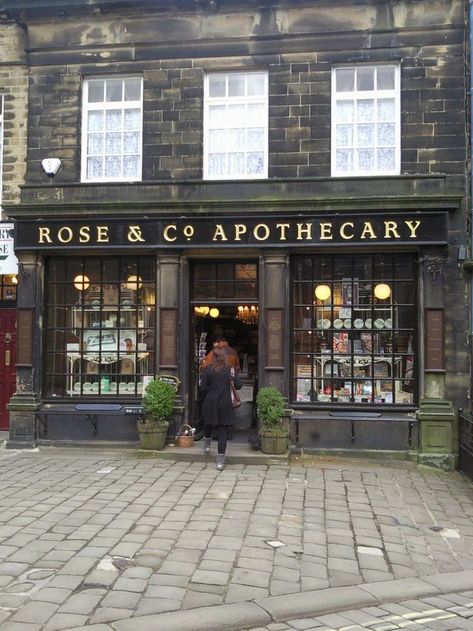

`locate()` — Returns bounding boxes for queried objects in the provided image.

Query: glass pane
[228,74,246,97]
[247,152,264,175]
[123,132,140,154]
[377,98,395,121]
[106,79,123,102]
[123,156,139,178]
[377,66,395,90]
[194,264,215,281]
[358,148,374,171]
[105,156,121,177]
[228,103,246,120]
[208,75,226,98]
[124,78,141,101]
[88,110,104,132]
[87,157,103,179]
[124,108,140,131]
[377,122,395,146]
[357,99,374,122]
[357,124,374,147]
[336,149,353,172]
[247,128,264,150]
[105,132,122,154]
[247,103,265,125]
[336,124,353,148]
[227,129,245,151]
[106,110,122,131]
[88,80,104,103]
[336,101,354,123]
[208,104,227,127]
[336,68,354,92]
[209,129,227,152]
[87,133,104,154]
[357,67,374,91]
[376,147,395,171]
[247,73,265,96]
[228,152,245,175]
[208,153,226,177]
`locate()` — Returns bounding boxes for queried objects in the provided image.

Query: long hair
[211,345,230,372]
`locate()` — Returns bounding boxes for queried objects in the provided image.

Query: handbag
[230,368,241,408]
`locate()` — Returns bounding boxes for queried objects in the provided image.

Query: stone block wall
[0,21,28,209]
[21,0,466,189]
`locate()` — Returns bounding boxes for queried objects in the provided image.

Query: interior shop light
[194,306,210,316]
[374,283,391,300]
[10,275,18,285]
[124,274,143,291]
[73,274,90,291]
[209,307,220,318]
[314,284,331,301]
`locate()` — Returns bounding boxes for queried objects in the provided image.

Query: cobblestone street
[1,447,473,630]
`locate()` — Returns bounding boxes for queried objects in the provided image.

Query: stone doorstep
[106,570,473,631]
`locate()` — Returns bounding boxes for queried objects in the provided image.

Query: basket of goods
[176,424,195,448]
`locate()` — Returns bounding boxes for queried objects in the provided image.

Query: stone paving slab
[1,447,473,629]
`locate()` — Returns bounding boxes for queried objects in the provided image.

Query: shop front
[8,208,452,457]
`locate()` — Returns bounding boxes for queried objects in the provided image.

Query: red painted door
[0,309,16,430]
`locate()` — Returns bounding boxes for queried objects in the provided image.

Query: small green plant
[256,386,285,432]
[140,379,176,429]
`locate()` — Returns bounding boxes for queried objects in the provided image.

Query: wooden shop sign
[15,212,448,250]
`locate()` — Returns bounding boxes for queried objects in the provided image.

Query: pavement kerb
[61,570,473,631]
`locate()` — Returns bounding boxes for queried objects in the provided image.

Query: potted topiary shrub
[137,379,176,450]
[256,386,289,455]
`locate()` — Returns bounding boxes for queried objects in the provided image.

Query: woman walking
[200,346,242,470]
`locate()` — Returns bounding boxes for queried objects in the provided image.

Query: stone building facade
[1,0,469,467]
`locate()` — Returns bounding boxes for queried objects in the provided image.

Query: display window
[44,256,156,398]
[292,254,416,405]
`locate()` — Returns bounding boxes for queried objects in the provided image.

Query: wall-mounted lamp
[73,274,90,291]
[314,284,331,301]
[373,283,391,300]
[41,158,62,179]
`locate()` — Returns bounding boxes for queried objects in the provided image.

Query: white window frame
[331,65,401,177]
[81,76,143,183]
[204,71,268,180]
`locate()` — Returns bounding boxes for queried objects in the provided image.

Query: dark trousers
[204,424,228,454]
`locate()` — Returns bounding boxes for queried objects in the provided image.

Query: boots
[202,437,211,455]
[216,453,225,471]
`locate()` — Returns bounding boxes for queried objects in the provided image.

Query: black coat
[200,366,242,427]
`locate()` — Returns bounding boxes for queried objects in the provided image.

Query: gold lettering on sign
[79,226,91,243]
[58,227,73,243]
[405,220,421,238]
[97,226,109,243]
[128,225,145,242]
[212,224,228,241]
[164,225,177,242]
[360,222,376,239]
[183,225,194,241]
[234,224,247,241]
[253,224,270,241]
[38,227,52,243]
[276,223,290,240]
[340,222,354,240]
[320,223,333,240]
[384,221,400,239]
[297,223,312,240]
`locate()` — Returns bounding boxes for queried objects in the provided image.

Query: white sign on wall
[0,222,18,275]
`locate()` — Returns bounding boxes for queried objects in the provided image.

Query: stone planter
[137,422,169,450]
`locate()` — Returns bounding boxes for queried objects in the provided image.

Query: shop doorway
[189,260,259,440]
[0,309,16,430]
